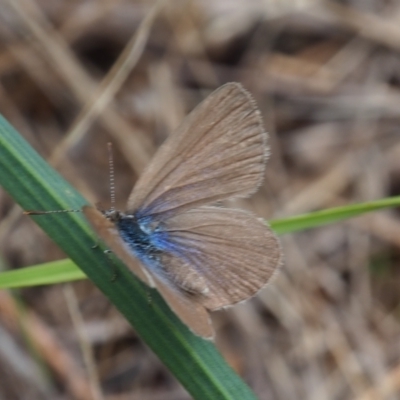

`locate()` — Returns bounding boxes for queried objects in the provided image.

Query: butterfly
[82,82,282,339]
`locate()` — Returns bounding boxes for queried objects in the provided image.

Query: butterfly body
[106,209,211,297]
[112,212,162,271]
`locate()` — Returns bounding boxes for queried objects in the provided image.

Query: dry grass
[1,0,400,399]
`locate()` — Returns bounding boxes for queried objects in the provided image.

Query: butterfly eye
[104,210,120,221]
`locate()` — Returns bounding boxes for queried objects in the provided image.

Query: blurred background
[1,0,400,399]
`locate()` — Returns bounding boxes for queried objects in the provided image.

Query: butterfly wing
[152,274,214,339]
[83,206,214,338]
[127,82,268,221]
[151,206,281,310]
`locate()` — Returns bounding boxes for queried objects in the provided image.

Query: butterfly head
[102,209,124,223]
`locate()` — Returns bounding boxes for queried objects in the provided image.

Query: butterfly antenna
[108,142,116,212]
[23,209,81,215]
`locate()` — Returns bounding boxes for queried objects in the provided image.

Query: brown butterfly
[82,83,281,339]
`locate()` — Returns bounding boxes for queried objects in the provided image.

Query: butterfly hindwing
[150,206,281,310]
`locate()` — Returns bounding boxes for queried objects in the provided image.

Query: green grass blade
[270,197,400,235]
[0,259,85,289]
[0,115,258,400]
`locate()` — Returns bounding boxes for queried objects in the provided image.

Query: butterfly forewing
[127,83,267,221]
[152,207,281,310]
[152,274,214,339]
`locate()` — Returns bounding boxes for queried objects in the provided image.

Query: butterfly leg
[90,243,118,281]
[103,250,118,281]
[146,289,153,306]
